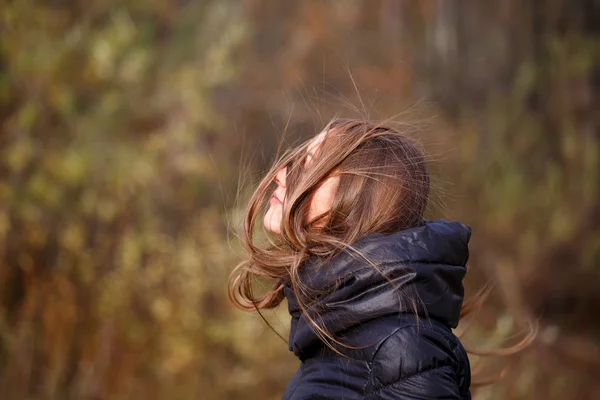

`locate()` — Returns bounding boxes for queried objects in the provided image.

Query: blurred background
[1,0,599,399]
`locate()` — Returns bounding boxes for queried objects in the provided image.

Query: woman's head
[229,118,430,311]
[262,119,429,244]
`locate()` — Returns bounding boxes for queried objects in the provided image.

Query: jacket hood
[283,219,471,360]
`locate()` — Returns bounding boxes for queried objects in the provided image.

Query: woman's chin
[264,223,281,234]
[263,211,281,234]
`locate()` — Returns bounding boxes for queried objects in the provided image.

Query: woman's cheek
[307,176,340,223]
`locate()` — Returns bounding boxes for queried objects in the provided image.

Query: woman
[229,119,473,399]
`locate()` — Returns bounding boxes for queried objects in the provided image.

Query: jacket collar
[283,219,471,360]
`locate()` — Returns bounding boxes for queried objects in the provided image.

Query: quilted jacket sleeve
[363,324,470,400]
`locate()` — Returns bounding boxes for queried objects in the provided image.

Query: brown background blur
[1,1,598,399]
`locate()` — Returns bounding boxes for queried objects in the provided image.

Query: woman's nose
[274,167,287,187]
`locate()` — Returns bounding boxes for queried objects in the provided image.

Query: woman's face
[263,130,340,234]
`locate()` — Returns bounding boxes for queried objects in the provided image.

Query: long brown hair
[228,118,536,385]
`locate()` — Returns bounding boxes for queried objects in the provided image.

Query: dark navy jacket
[282,220,472,399]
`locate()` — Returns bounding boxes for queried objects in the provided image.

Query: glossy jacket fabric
[281,220,472,399]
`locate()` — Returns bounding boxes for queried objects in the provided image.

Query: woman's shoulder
[369,315,466,375]
[298,314,471,399]
[364,314,471,398]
